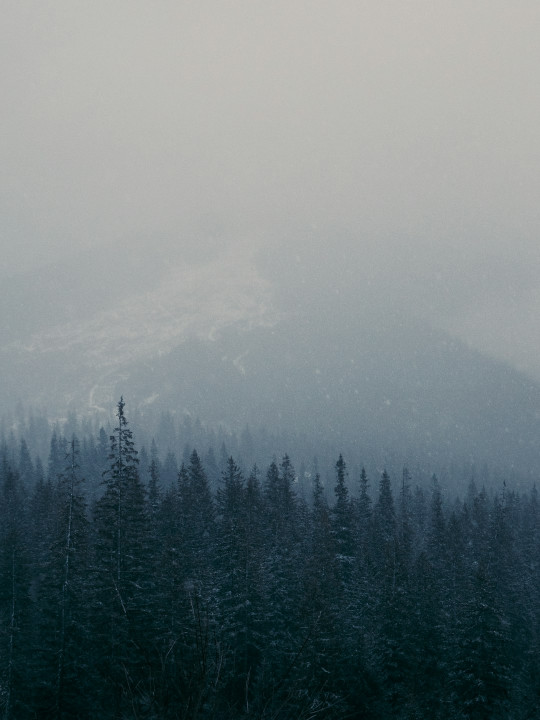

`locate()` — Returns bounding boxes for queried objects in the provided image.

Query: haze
[2,1,540,376]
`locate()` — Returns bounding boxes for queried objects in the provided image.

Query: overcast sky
[2,1,540,375]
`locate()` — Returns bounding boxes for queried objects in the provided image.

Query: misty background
[2,1,540,480]
[4,7,540,715]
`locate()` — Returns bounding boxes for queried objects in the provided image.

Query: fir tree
[91,398,151,718]
[0,465,32,719]
[34,436,91,719]
[332,454,354,559]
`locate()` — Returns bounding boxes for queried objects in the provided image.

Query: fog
[5,9,540,712]
[2,1,540,376]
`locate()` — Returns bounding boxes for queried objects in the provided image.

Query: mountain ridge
[2,255,540,480]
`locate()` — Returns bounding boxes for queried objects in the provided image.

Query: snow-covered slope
[0,251,273,410]
[3,249,540,479]
[10,254,270,361]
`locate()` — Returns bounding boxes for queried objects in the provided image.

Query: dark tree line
[1,400,540,718]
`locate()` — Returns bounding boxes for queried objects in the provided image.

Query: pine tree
[301,473,346,713]
[255,457,312,716]
[47,431,66,484]
[29,461,55,602]
[0,464,32,719]
[147,438,161,521]
[150,467,186,712]
[18,438,34,491]
[91,398,151,718]
[397,467,414,569]
[356,466,372,567]
[450,563,511,719]
[372,470,397,576]
[428,474,446,566]
[215,457,250,705]
[34,436,91,719]
[409,476,449,718]
[370,471,412,716]
[332,454,354,560]
[182,449,214,583]
[179,452,221,704]
[242,466,266,688]
[53,436,90,718]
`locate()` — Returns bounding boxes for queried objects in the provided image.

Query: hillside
[2,255,540,481]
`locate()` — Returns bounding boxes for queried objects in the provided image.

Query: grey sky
[2,2,540,374]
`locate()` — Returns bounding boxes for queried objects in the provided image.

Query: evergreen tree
[408,476,449,718]
[356,466,372,567]
[182,449,214,582]
[0,465,32,719]
[147,438,161,520]
[332,454,354,559]
[242,465,266,684]
[91,398,151,718]
[372,470,397,576]
[18,438,34,491]
[29,463,55,597]
[428,474,446,565]
[255,457,311,716]
[301,473,347,714]
[47,431,66,484]
[34,436,91,719]
[397,467,414,569]
[450,563,511,719]
[150,467,186,713]
[370,471,411,716]
[172,451,221,713]
[204,446,220,493]
[215,457,250,705]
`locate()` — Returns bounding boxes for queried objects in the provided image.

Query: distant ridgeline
[0,399,539,718]
[4,311,540,484]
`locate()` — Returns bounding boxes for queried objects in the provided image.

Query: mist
[2,2,540,393]
[4,7,540,713]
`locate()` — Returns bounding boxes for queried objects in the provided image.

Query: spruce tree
[34,436,91,719]
[332,454,354,560]
[91,398,151,718]
[0,464,32,719]
[450,563,511,719]
[215,457,249,705]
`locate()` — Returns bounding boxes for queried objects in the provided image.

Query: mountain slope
[116,311,540,479]
[2,255,540,480]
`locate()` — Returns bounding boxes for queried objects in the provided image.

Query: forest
[1,398,540,719]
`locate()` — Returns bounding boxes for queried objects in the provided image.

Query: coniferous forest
[2,399,540,719]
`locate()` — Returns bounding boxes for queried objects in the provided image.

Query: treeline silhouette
[1,399,540,719]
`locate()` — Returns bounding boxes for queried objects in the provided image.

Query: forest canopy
[0,399,539,719]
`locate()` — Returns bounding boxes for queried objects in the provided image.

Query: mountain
[117,312,540,481]
[2,253,540,483]
[0,250,272,411]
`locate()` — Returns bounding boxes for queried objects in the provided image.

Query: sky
[2,1,540,376]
